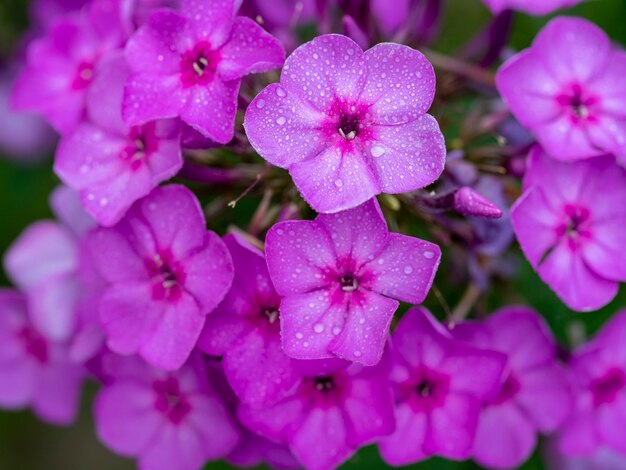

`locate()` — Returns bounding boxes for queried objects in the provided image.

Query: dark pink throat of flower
[490,373,521,405]
[401,368,450,412]
[591,368,626,407]
[556,84,598,121]
[72,61,95,90]
[153,377,191,424]
[540,204,592,265]
[147,253,185,301]
[261,306,279,324]
[337,113,360,141]
[19,326,48,364]
[180,42,220,87]
[314,376,336,393]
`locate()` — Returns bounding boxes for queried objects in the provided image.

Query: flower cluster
[2,1,626,470]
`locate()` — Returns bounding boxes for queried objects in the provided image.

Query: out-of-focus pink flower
[379,307,506,465]
[454,306,573,469]
[559,311,626,457]
[239,358,395,470]
[483,0,581,16]
[0,290,85,424]
[197,233,300,407]
[0,70,55,161]
[510,146,626,311]
[265,198,441,366]
[86,185,233,370]
[497,17,626,162]
[55,53,182,226]
[245,34,446,213]
[12,1,126,134]
[94,354,240,470]
[123,0,284,143]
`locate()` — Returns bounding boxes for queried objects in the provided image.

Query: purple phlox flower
[55,53,183,227]
[197,233,302,407]
[122,0,285,144]
[12,0,126,134]
[453,186,503,219]
[0,68,55,160]
[483,0,582,16]
[510,146,626,311]
[453,306,573,469]
[559,310,626,457]
[0,289,85,424]
[49,185,97,238]
[369,0,442,43]
[86,185,234,370]
[4,219,81,342]
[244,34,446,214]
[378,307,506,465]
[546,436,626,470]
[239,356,395,470]
[496,17,626,162]
[342,15,369,50]
[265,198,441,366]
[29,0,89,32]
[94,353,240,470]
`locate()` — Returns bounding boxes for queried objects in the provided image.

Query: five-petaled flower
[379,307,506,465]
[123,0,285,144]
[497,17,626,162]
[95,353,240,470]
[510,146,626,311]
[453,306,573,469]
[86,185,234,370]
[55,54,182,227]
[245,34,446,213]
[265,198,441,366]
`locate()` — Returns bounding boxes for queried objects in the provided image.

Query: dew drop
[276,116,286,125]
[354,351,362,357]
[371,145,386,157]
[313,323,325,333]
[334,179,343,188]
[256,99,265,109]
[332,326,341,336]
[404,265,413,274]
[423,251,435,259]
[295,332,304,339]
[276,87,286,97]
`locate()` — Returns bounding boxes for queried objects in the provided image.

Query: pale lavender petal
[379,404,429,465]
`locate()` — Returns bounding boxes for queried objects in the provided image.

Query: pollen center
[337,114,360,140]
[340,274,359,292]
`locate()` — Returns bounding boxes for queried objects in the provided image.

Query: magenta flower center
[556,84,598,122]
[180,42,220,87]
[71,61,95,90]
[146,252,186,301]
[590,368,626,407]
[490,373,521,405]
[121,123,159,170]
[19,326,48,364]
[339,273,359,292]
[153,377,191,424]
[556,204,592,249]
[400,367,450,412]
[314,376,336,392]
[301,374,346,406]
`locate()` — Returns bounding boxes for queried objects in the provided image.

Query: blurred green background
[1,0,626,468]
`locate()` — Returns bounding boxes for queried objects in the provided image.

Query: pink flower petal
[281,34,367,112]
[379,404,429,465]
[217,17,284,81]
[181,0,234,48]
[265,220,337,296]
[361,233,440,304]
[329,290,398,365]
[244,83,327,168]
[290,145,381,213]
[362,42,436,124]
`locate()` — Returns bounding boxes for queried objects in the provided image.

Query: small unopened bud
[453,187,502,219]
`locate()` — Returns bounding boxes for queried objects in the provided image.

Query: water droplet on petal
[313,323,324,333]
[276,116,286,125]
[404,265,413,274]
[276,87,286,97]
[295,332,303,339]
[334,179,343,188]
[371,145,385,157]
[256,99,265,109]
[423,251,434,259]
